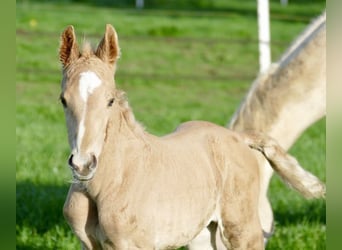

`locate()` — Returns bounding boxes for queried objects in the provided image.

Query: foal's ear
[95,24,120,66]
[59,25,80,67]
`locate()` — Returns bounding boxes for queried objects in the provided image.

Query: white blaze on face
[76,71,102,152]
[79,71,102,102]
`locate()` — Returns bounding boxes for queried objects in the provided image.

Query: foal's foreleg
[63,183,100,250]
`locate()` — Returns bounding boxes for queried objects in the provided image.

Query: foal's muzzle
[68,153,97,181]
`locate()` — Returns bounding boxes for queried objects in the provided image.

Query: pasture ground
[16,1,325,249]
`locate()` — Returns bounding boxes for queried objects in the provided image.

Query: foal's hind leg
[256,157,275,244]
[219,166,264,249]
[63,183,100,250]
[219,197,264,250]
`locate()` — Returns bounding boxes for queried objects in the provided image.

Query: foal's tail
[243,133,325,199]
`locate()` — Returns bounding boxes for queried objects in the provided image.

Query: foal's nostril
[90,154,97,169]
[91,154,96,161]
[68,154,74,167]
[68,153,97,171]
[67,153,97,180]
[68,154,79,171]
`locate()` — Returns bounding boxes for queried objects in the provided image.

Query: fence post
[257,0,271,73]
[136,0,144,9]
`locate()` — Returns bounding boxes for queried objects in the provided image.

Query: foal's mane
[113,89,146,136]
[80,41,95,59]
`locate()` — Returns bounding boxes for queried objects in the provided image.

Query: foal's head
[59,24,120,181]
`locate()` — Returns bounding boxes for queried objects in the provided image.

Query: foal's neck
[84,104,148,198]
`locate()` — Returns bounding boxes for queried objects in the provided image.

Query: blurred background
[16,0,325,249]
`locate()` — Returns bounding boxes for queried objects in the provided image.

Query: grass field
[16,0,325,249]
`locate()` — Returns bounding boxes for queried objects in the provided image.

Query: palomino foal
[60,25,325,250]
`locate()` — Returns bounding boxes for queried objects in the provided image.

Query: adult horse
[60,24,325,249]
[228,12,326,240]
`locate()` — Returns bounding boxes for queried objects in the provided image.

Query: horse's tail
[242,132,325,199]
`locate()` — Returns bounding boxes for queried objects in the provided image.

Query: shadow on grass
[16,181,69,234]
[273,198,326,226]
[16,245,46,250]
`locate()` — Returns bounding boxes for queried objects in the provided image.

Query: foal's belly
[97,165,219,249]
[96,131,225,248]
[97,195,218,249]
[150,197,217,249]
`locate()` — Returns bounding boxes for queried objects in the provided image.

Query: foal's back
[159,120,261,204]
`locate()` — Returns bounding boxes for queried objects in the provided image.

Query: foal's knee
[63,202,100,250]
[63,189,100,249]
[63,200,73,222]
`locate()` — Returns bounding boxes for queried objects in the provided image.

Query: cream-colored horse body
[60,25,325,250]
[228,12,326,239]
[229,12,326,148]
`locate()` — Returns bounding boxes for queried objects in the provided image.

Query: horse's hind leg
[63,183,100,250]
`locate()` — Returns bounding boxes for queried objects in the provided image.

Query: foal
[59,24,325,250]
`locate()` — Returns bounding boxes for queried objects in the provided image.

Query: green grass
[16,1,325,249]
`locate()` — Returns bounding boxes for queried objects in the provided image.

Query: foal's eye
[107,98,115,107]
[60,95,67,108]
